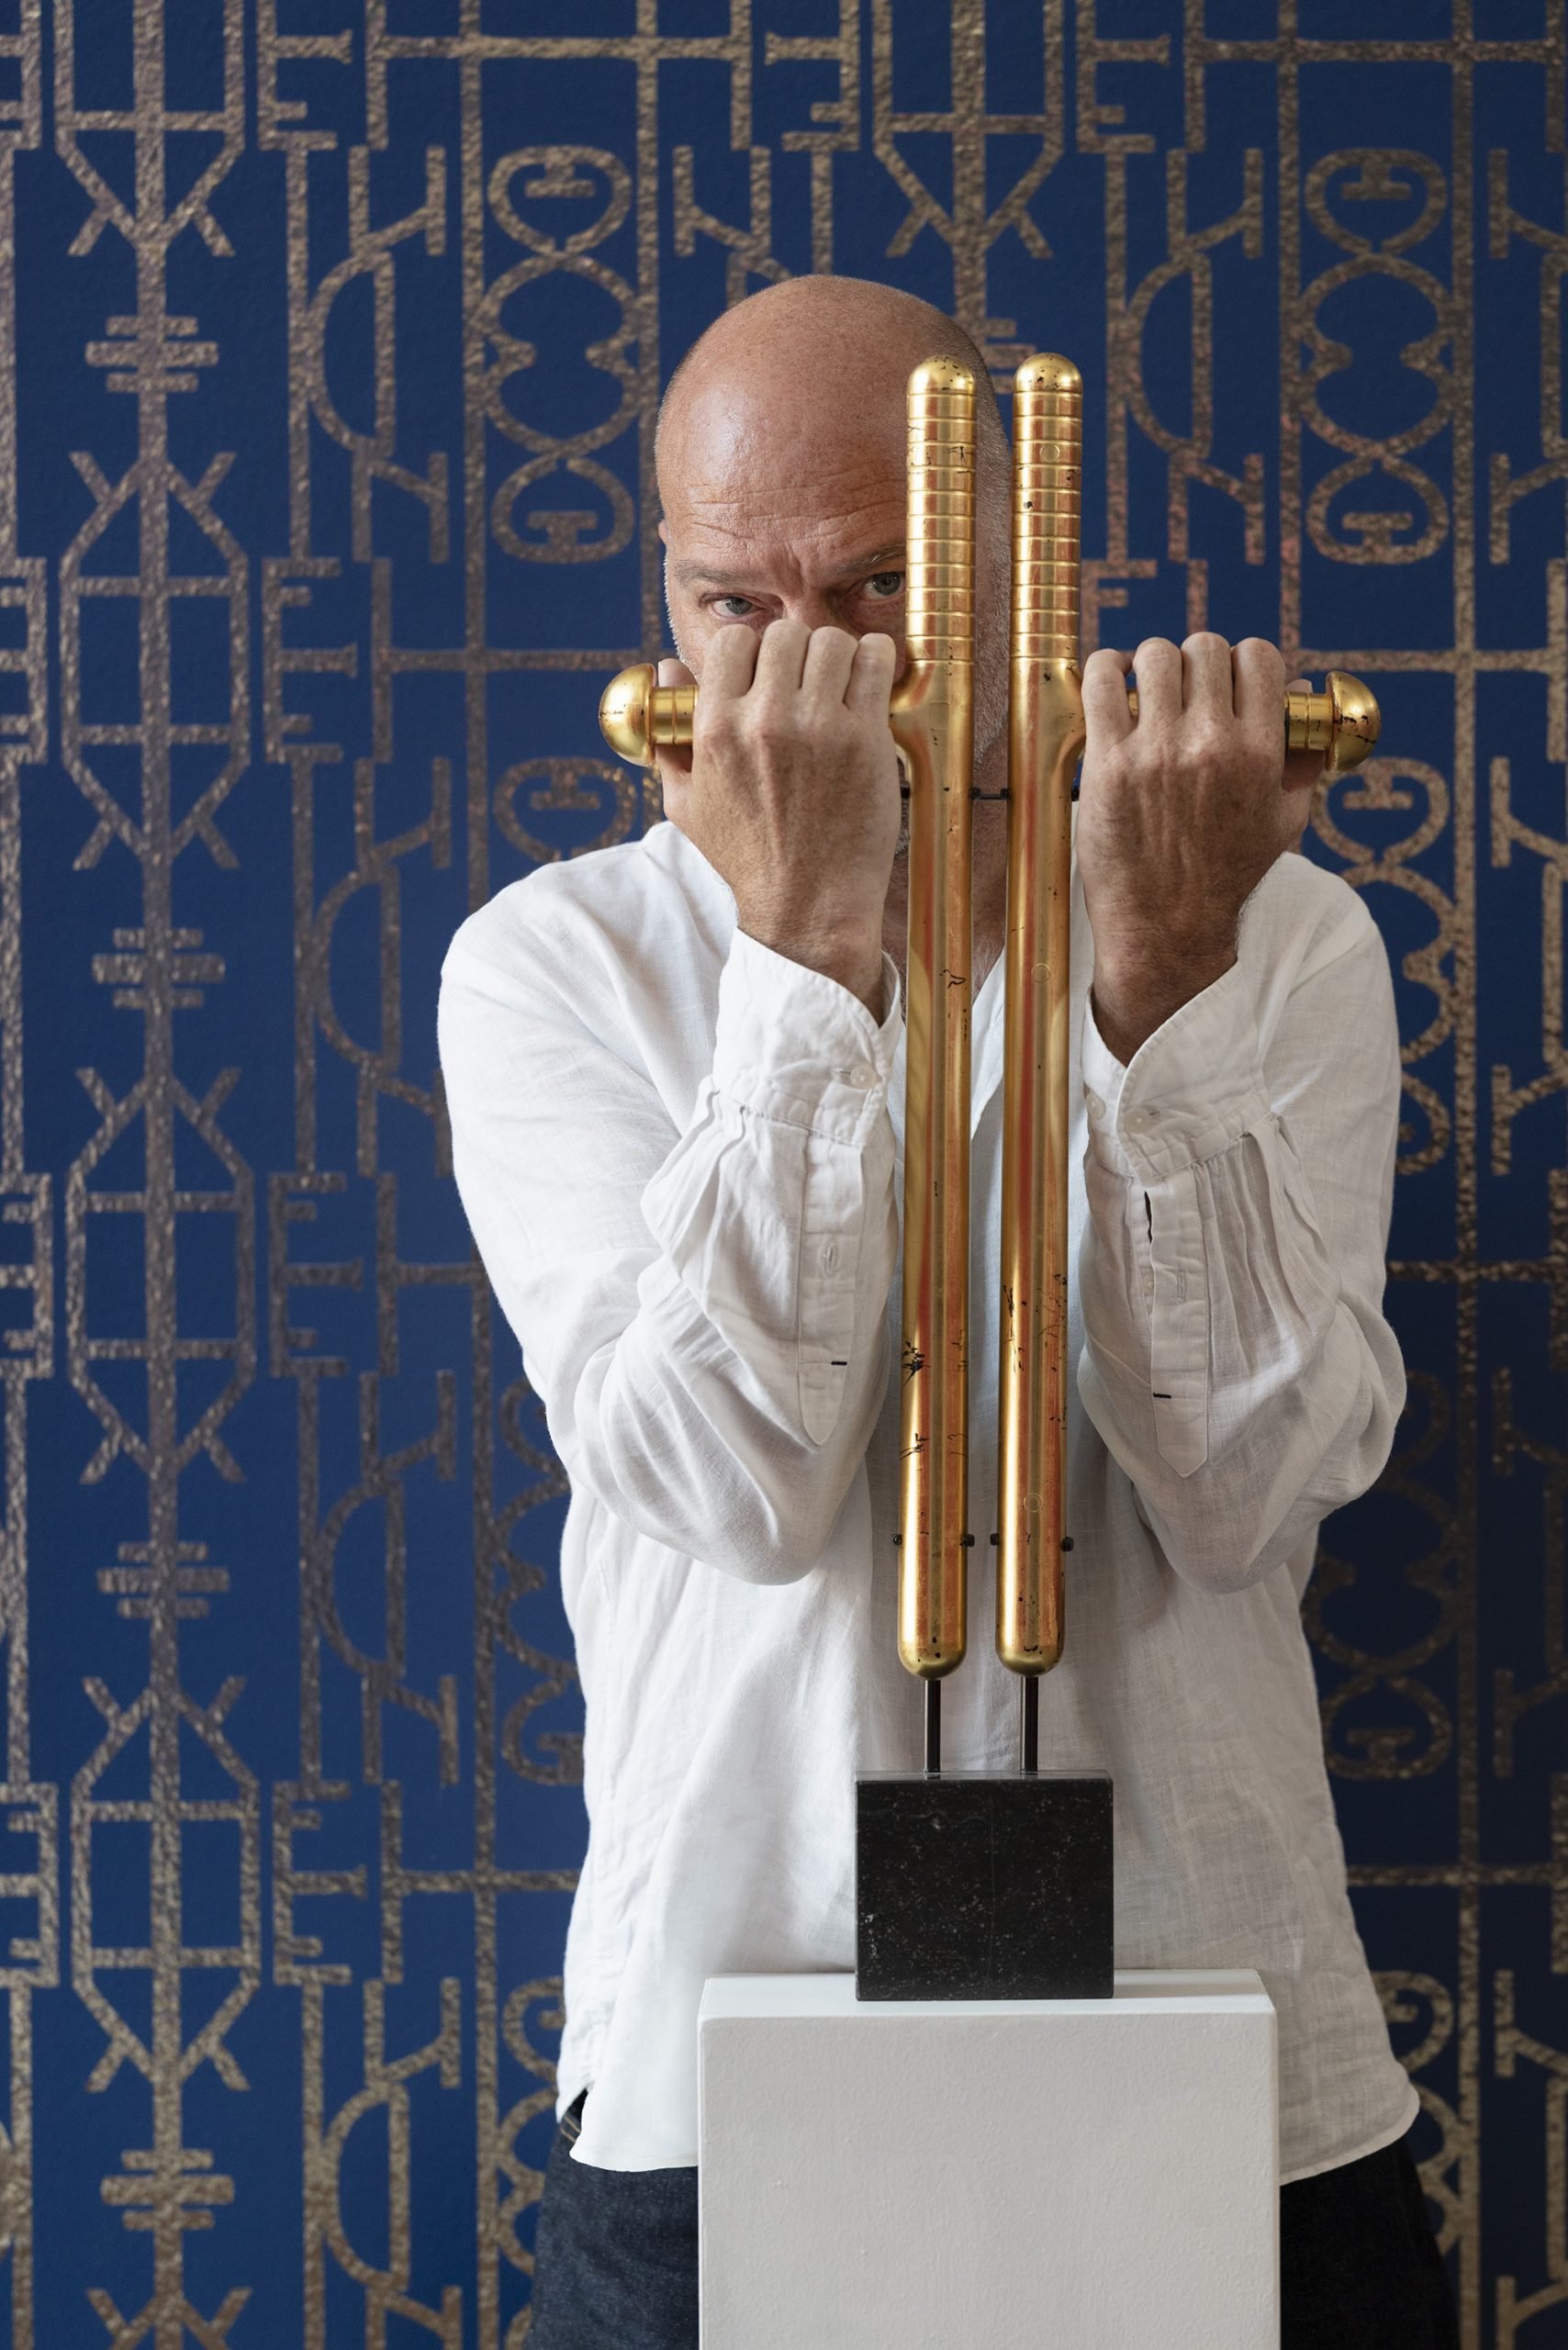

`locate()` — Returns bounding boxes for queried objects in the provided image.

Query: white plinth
[700,1970,1278,2350]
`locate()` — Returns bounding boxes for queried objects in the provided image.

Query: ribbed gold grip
[1285,688,1333,754]
[905,358,975,670]
[1013,355,1081,666]
[995,352,1085,1681]
[894,355,977,1682]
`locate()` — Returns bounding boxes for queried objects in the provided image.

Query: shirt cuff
[711,929,902,1146]
[1082,959,1272,1186]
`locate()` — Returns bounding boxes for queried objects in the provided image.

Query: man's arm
[439,616,907,1586]
[1078,632,1328,1060]
[1075,874,1406,1593]
[437,897,902,1587]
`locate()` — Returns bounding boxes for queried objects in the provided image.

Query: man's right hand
[656,621,901,1017]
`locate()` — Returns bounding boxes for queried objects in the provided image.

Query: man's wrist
[1091,936,1237,1065]
[736,914,885,1019]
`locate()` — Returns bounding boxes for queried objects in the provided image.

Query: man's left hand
[1078,633,1324,1066]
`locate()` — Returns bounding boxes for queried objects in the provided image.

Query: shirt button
[1084,1089,1104,1117]
[1126,1108,1152,1133]
[847,1064,873,1088]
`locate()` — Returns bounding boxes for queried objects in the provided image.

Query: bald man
[439,277,1456,2350]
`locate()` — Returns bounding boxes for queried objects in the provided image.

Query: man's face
[660,414,913,678]
[657,371,1008,769]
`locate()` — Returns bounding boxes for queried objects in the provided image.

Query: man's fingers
[844,631,897,716]
[754,617,810,697]
[1129,636,1182,724]
[801,624,857,711]
[1081,648,1135,748]
[702,626,760,702]
[658,655,696,690]
[1230,636,1285,734]
[1182,631,1237,715]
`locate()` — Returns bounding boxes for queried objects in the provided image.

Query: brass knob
[599,660,1382,777]
[1310,670,1382,776]
[598,664,693,767]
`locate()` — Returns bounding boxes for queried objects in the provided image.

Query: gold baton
[598,662,1381,778]
[890,359,977,1701]
[995,355,1083,1747]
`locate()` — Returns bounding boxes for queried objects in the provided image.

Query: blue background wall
[2,3,1564,2342]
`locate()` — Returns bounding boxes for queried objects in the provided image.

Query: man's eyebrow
[668,546,907,590]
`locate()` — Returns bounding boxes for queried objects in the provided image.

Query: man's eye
[864,571,904,599]
[712,596,756,619]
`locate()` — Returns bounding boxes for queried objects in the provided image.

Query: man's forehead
[659,363,904,491]
[661,438,907,560]
[656,351,924,578]
[666,531,905,588]
[665,345,909,436]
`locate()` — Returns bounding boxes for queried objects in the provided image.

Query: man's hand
[656,620,901,1017]
[1078,633,1322,1065]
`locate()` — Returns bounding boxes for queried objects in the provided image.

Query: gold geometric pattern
[0,5,1561,2342]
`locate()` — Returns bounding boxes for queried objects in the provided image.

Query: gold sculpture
[599,355,1381,1770]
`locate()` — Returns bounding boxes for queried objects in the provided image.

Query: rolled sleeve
[1076,887,1406,1587]
[1082,963,1276,1474]
[1082,958,1271,1187]
[440,897,903,1583]
[689,934,902,1445]
[711,931,902,1146]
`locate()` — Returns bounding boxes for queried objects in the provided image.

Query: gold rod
[598,666,1379,776]
[890,357,976,1682]
[995,354,1085,1677]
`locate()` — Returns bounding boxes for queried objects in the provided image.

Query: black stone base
[855,1770,1114,2001]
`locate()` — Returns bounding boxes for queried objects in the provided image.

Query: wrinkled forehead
[657,364,908,536]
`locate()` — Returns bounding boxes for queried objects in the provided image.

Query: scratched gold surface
[0,4,1562,2342]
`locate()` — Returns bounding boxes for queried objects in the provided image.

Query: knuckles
[810,622,857,656]
[700,700,866,762]
[1182,716,1231,767]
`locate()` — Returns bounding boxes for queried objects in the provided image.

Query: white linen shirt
[436,813,1418,2181]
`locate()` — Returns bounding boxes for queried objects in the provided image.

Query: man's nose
[776,597,906,674]
[778,593,842,635]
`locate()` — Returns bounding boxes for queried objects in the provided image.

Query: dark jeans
[528,2095,1458,2350]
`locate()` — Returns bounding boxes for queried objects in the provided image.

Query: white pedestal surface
[699,1969,1278,2350]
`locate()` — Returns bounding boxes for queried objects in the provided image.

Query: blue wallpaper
[2,3,1563,2342]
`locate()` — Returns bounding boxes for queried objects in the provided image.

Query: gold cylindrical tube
[995,354,1086,1675]
[599,666,1378,772]
[890,357,976,1680]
